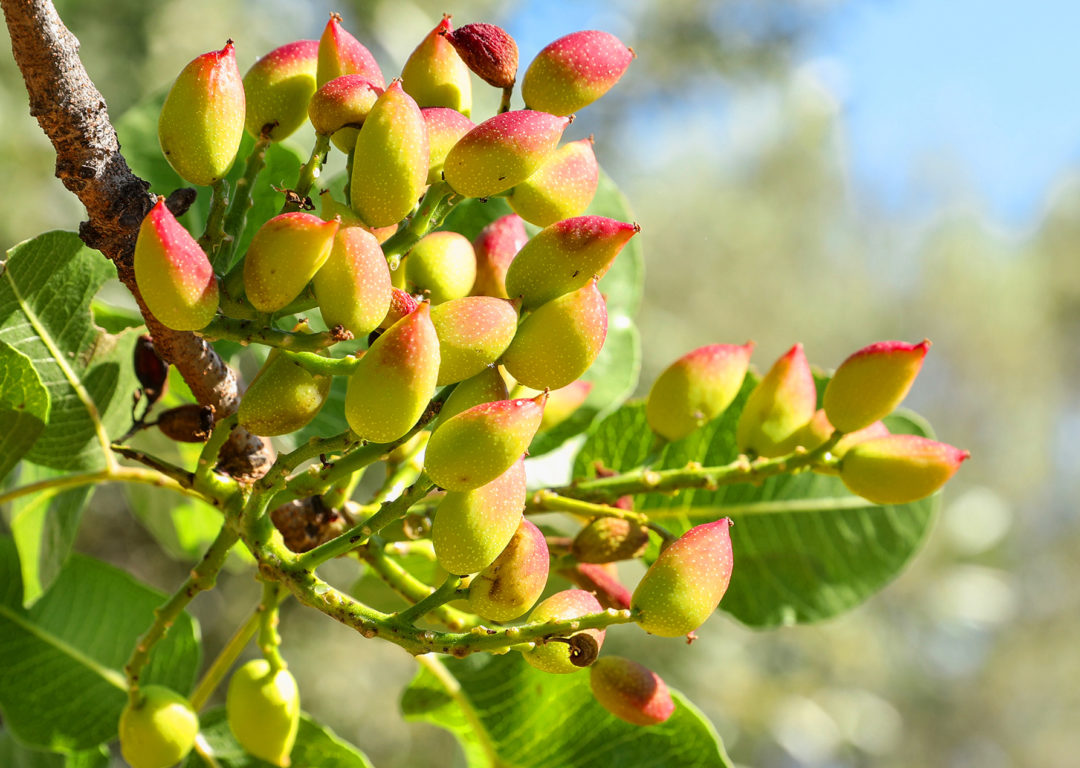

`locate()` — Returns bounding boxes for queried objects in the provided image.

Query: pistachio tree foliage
[0,2,967,766]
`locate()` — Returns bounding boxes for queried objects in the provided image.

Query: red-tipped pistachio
[350,81,430,228]
[471,214,528,298]
[840,434,969,505]
[824,340,931,433]
[444,23,519,89]
[404,231,477,304]
[522,30,634,116]
[402,15,472,116]
[345,302,440,443]
[735,343,817,458]
[422,107,475,184]
[313,226,392,337]
[508,138,600,226]
[134,198,219,331]
[430,296,518,385]
[504,216,637,310]
[522,589,606,674]
[590,656,675,726]
[468,518,550,621]
[559,562,632,610]
[646,342,755,442]
[502,279,607,390]
[317,13,384,88]
[243,39,318,141]
[572,517,649,564]
[226,659,300,767]
[443,110,570,198]
[238,350,331,437]
[243,212,339,312]
[119,686,199,768]
[436,366,509,425]
[308,74,383,153]
[432,456,526,574]
[379,287,420,331]
[631,518,734,638]
[159,41,245,186]
[425,394,546,491]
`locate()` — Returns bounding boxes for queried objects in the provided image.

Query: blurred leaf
[0,232,138,470]
[0,731,108,768]
[0,536,200,752]
[402,653,732,768]
[89,300,143,334]
[439,196,514,241]
[183,708,374,768]
[573,388,938,627]
[0,341,50,481]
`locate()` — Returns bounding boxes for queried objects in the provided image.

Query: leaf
[183,708,374,768]
[572,388,938,627]
[0,232,139,470]
[402,654,732,768]
[0,536,200,752]
[0,731,108,768]
[0,341,50,481]
[4,464,92,607]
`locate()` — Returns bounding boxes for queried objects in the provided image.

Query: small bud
[840,435,969,505]
[590,657,674,727]
[436,366,509,425]
[422,107,475,184]
[312,226,392,337]
[631,518,733,638]
[134,335,169,406]
[824,340,931,433]
[522,589,606,674]
[469,518,549,621]
[522,31,634,116]
[504,216,638,310]
[508,138,600,226]
[134,198,219,331]
[243,40,319,141]
[119,686,199,768]
[502,279,607,390]
[572,517,649,564]
[308,75,383,153]
[646,342,755,442]
[317,14,384,88]
[425,394,546,491]
[404,231,476,304]
[226,659,300,768]
[443,110,570,199]
[158,41,245,186]
[378,288,419,331]
[735,343,817,458]
[345,302,440,443]
[430,296,519,385]
[558,562,632,610]
[156,404,215,443]
[238,351,331,437]
[540,379,593,430]
[471,214,528,298]
[402,15,472,116]
[433,457,526,575]
[243,212,339,312]
[444,23,519,89]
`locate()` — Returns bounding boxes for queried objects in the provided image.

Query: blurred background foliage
[3,0,1076,766]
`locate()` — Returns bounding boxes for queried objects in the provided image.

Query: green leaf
[0,536,200,752]
[183,708,374,768]
[0,341,50,481]
[0,232,138,470]
[4,464,92,607]
[89,300,143,334]
[439,196,515,241]
[402,654,732,768]
[0,731,108,768]
[572,390,938,627]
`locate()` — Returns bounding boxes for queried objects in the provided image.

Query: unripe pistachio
[239,351,331,436]
[422,107,475,184]
[646,342,755,442]
[540,379,593,430]
[425,393,546,491]
[378,287,419,331]
[444,23,519,89]
[631,518,734,638]
[243,40,318,141]
[433,456,525,574]
[824,339,931,433]
[471,214,528,298]
[404,231,477,304]
[522,589,606,674]
[437,366,508,425]
[308,75,382,153]
[572,516,649,563]
[840,435,969,505]
[430,296,518,385]
[796,408,889,460]
[157,404,215,443]
[443,110,571,198]
[226,659,300,767]
[558,562,631,610]
[504,216,638,310]
[468,518,549,621]
[317,13,384,88]
[508,138,600,226]
[350,81,430,228]
[243,213,339,312]
[345,302,440,443]
[589,656,675,727]
[134,197,219,331]
[502,279,607,390]
[735,343,817,458]
[134,335,169,406]
[402,16,472,116]
[312,226,392,337]
[119,686,199,768]
[522,31,635,116]
[158,41,245,186]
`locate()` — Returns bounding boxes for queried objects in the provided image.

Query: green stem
[199,179,231,270]
[189,610,260,711]
[380,182,458,264]
[110,444,194,489]
[394,575,464,625]
[0,466,206,507]
[219,136,270,268]
[258,582,287,671]
[360,539,475,631]
[285,134,332,213]
[198,315,344,351]
[283,350,363,377]
[194,413,238,494]
[527,490,651,524]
